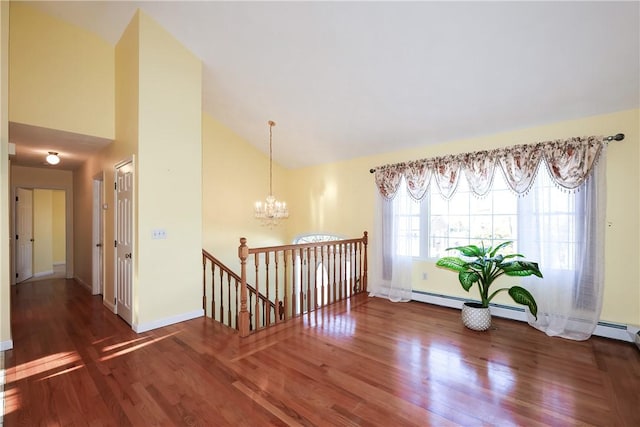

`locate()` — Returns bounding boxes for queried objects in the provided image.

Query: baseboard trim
[0,340,13,351]
[411,291,635,343]
[133,309,204,334]
[103,298,116,313]
[74,277,91,292]
[33,270,54,278]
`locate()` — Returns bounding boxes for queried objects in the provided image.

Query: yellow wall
[8,3,114,139]
[287,109,640,326]
[10,166,74,283]
[135,11,203,326]
[202,113,289,269]
[33,189,53,275]
[1,0,11,349]
[52,190,66,264]
[75,11,204,328]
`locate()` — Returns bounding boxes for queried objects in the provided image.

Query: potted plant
[435,241,542,331]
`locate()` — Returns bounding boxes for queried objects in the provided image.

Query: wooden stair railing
[203,231,368,337]
[238,231,368,337]
[202,250,279,332]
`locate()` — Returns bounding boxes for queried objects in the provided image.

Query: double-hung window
[396,165,577,261]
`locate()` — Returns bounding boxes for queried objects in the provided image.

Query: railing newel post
[363,231,368,293]
[238,237,250,337]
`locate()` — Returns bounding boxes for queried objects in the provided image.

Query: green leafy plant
[435,241,542,319]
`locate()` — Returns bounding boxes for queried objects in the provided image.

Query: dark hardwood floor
[3,278,639,426]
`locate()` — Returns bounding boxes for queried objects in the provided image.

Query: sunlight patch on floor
[10,351,80,382]
[99,331,181,361]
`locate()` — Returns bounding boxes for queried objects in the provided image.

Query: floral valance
[374,136,605,200]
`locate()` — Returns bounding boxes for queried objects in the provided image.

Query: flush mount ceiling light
[46,152,60,165]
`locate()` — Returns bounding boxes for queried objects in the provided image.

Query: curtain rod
[368,133,625,173]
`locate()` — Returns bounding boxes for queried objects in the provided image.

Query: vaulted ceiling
[14,1,640,169]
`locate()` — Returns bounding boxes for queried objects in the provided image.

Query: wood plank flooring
[3,278,639,426]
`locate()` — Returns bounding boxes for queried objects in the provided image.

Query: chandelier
[255,120,289,227]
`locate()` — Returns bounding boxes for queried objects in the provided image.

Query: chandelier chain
[269,120,274,196]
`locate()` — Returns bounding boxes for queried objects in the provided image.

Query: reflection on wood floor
[3,278,639,426]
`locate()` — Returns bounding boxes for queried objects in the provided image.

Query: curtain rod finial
[605,133,625,142]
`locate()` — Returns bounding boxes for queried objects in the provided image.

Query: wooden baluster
[306,247,311,314]
[336,244,341,301]
[211,263,222,320]
[349,243,354,297]
[356,240,361,293]
[313,246,318,310]
[227,274,232,326]
[320,245,325,307]
[283,249,289,321]
[219,266,224,323]
[254,253,260,329]
[274,250,280,323]
[265,251,271,327]
[331,243,337,305]
[238,238,250,337]
[363,231,368,292]
[295,248,301,317]
[249,294,254,331]
[235,278,239,330]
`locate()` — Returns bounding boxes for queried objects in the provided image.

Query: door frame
[92,173,104,295]
[12,185,70,285]
[114,156,135,325]
[15,187,34,283]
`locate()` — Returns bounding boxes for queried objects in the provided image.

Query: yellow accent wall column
[1,0,12,350]
[134,12,203,329]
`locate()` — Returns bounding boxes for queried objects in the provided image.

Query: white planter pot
[461,302,491,331]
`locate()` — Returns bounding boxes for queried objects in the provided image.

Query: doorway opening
[15,188,67,283]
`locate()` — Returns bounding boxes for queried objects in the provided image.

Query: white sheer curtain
[370,179,413,302]
[371,136,608,339]
[520,153,606,340]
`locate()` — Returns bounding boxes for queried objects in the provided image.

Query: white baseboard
[33,270,54,278]
[133,309,204,333]
[103,298,116,313]
[0,340,13,351]
[74,277,91,292]
[411,291,635,343]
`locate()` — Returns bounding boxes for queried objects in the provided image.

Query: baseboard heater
[411,290,639,344]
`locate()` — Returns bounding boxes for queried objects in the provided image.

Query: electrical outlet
[422,272,428,280]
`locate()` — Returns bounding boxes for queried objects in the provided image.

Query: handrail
[202,250,279,331]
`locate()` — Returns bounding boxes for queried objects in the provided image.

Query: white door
[115,161,134,325]
[16,188,34,283]
[92,178,104,295]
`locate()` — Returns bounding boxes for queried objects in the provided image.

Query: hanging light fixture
[255,120,289,227]
[46,152,60,165]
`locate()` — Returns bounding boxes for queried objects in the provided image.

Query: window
[397,165,578,262]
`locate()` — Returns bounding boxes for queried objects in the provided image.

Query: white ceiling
[12,1,640,170]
